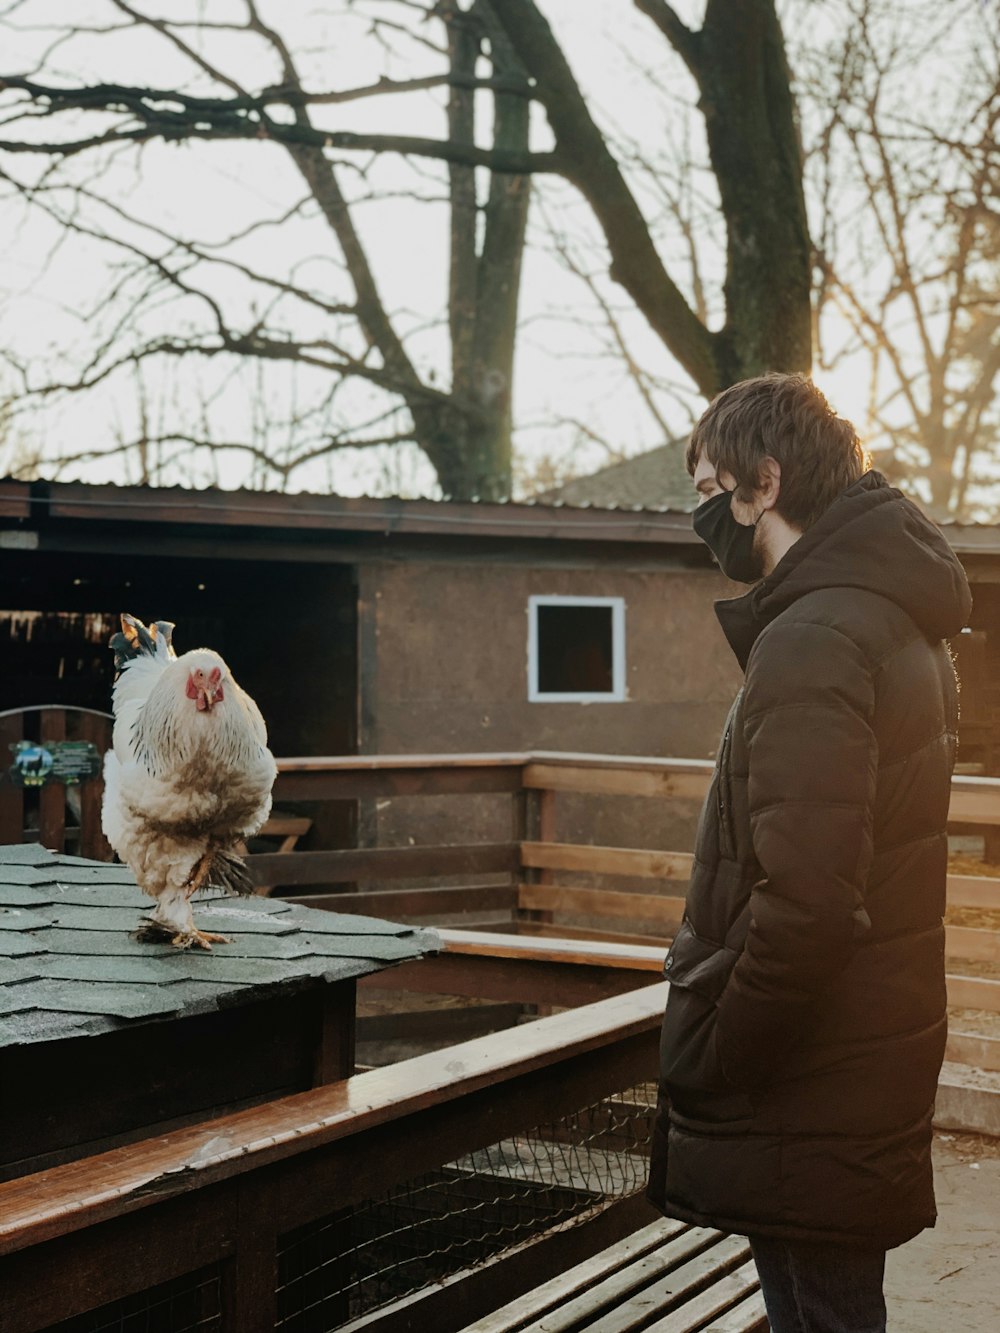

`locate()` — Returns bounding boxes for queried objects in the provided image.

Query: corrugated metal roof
[0,843,438,1047]
[3,476,998,552]
[534,443,696,513]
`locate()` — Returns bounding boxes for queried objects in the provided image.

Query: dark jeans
[749,1236,887,1333]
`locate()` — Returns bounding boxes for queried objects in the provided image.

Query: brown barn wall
[356,558,744,882]
[360,560,741,757]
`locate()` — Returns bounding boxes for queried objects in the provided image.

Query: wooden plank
[249,842,520,889]
[518,884,687,926]
[522,785,558,930]
[946,974,1000,1012]
[436,929,667,971]
[644,1259,760,1333]
[521,842,694,880]
[945,925,1000,962]
[356,1004,524,1043]
[507,1228,729,1333]
[670,1289,769,1333]
[523,761,713,801]
[947,874,1000,909]
[0,710,24,844]
[38,709,67,851]
[523,921,674,949]
[277,752,529,772]
[525,765,709,800]
[948,783,1000,827]
[0,984,669,1256]
[588,1235,752,1333]
[458,1219,688,1333]
[77,711,113,861]
[359,952,662,1008]
[945,1031,1000,1072]
[290,884,518,918]
[274,755,526,802]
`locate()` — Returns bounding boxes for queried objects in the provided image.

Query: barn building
[1,475,997,854]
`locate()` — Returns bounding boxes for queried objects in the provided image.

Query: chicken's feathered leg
[135,850,232,951]
[182,849,232,950]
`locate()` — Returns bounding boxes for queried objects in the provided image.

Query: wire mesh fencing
[275,1082,656,1332]
[41,1265,222,1333]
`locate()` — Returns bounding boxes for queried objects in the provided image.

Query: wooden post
[313,980,357,1084]
[77,712,113,861]
[38,710,66,852]
[0,711,24,844]
[219,1176,279,1333]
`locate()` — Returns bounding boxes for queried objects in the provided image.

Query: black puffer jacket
[647,472,972,1250]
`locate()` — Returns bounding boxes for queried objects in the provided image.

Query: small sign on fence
[6,740,103,788]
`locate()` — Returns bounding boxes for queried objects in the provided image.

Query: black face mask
[692,488,764,584]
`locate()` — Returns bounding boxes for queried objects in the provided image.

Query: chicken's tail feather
[111,613,176,675]
[208,849,255,897]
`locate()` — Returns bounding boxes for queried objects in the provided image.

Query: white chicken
[101,613,277,950]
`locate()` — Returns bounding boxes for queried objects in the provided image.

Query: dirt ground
[885,1132,1000,1331]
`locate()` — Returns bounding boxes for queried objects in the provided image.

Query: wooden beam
[946,925,1000,962]
[249,842,520,889]
[946,974,1000,1012]
[518,883,686,927]
[522,921,674,949]
[435,929,667,971]
[274,765,525,801]
[219,1179,278,1333]
[523,762,712,801]
[947,874,1000,910]
[358,952,662,1007]
[290,884,517,918]
[521,842,694,880]
[945,1031,1000,1072]
[949,780,1000,827]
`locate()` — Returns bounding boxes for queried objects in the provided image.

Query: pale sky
[0,1,968,501]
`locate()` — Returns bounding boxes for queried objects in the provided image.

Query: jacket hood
[715,471,972,670]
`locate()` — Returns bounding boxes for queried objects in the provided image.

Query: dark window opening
[536,604,615,695]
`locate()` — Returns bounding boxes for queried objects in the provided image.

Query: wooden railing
[0,984,667,1333]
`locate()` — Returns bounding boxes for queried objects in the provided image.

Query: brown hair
[686,373,870,530]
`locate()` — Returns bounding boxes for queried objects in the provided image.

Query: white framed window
[527,595,626,703]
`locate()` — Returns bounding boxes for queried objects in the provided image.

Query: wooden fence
[0,985,667,1333]
[262,753,1000,1078]
[3,738,1000,1073]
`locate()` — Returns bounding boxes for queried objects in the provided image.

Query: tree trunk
[699,0,811,382]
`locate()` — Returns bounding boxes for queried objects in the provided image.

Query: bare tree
[0,0,535,499]
[0,1,811,499]
[802,0,1000,517]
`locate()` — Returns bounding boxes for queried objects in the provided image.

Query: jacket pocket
[660,919,753,1122]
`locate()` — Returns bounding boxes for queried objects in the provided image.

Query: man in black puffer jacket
[647,374,972,1333]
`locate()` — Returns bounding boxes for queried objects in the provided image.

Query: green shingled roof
[0,844,439,1046]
